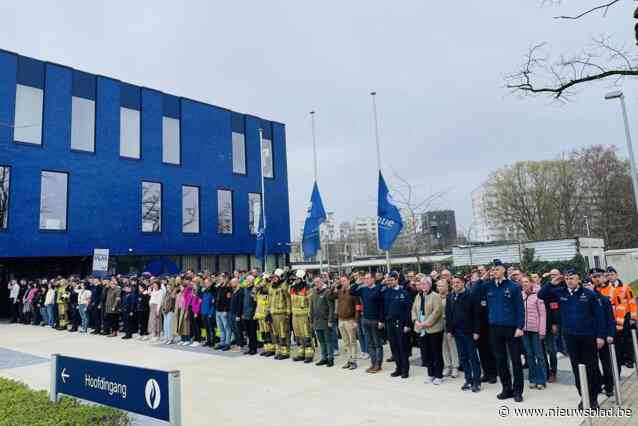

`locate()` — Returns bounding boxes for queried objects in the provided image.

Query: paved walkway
[0,323,619,426]
[590,376,638,426]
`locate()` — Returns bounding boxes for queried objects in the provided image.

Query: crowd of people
[6,261,637,409]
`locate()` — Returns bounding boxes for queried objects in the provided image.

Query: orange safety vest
[601,283,637,329]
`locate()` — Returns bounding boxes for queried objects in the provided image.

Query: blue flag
[255,208,266,260]
[302,182,327,259]
[377,171,403,251]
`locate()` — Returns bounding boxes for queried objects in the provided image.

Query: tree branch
[553,0,621,20]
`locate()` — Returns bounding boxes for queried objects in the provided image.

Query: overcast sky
[1,1,635,239]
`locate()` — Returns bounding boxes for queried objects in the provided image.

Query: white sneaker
[359,353,370,360]
[424,376,433,384]
[451,368,459,378]
[191,341,201,347]
[443,367,451,377]
[433,378,442,385]
[334,350,340,357]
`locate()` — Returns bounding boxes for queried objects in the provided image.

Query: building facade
[471,183,522,242]
[0,50,291,282]
[421,210,457,250]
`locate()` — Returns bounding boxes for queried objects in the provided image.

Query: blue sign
[53,354,176,422]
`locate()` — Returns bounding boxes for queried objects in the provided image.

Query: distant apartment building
[471,184,522,242]
[422,210,457,250]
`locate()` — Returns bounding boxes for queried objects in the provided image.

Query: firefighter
[290,269,314,363]
[589,270,616,398]
[56,279,70,330]
[254,273,275,357]
[268,269,292,360]
[605,266,637,369]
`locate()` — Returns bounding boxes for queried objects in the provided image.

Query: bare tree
[506,1,637,99]
[0,166,9,229]
[485,159,586,240]
[571,145,638,248]
[389,173,448,272]
[142,184,161,232]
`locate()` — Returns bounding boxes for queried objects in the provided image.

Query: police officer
[120,283,138,339]
[587,270,616,398]
[290,270,314,363]
[382,271,413,379]
[471,267,498,384]
[539,268,604,409]
[476,260,525,402]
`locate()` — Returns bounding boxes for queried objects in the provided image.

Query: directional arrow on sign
[61,368,70,383]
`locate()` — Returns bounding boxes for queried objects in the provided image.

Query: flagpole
[371,91,391,273]
[259,128,268,273]
[310,111,324,274]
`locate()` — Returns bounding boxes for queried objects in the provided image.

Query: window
[14,84,43,145]
[262,138,273,178]
[232,132,246,174]
[594,256,601,269]
[162,117,180,165]
[142,182,162,232]
[71,96,95,152]
[182,186,200,233]
[217,189,233,234]
[39,171,68,231]
[0,166,10,229]
[120,107,140,159]
[248,193,262,235]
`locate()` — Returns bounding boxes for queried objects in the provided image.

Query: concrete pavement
[0,323,617,426]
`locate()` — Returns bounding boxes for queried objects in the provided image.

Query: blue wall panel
[0,51,291,258]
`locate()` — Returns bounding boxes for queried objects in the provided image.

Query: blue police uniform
[595,293,616,396]
[381,285,412,378]
[120,289,138,338]
[538,283,604,407]
[470,279,497,382]
[476,277,525,399]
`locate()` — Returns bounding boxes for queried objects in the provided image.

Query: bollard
[632,330,638,381]
[609,343,622,405]
[579,364,593,426]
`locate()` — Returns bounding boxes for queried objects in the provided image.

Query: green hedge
[450,252,590,277]
[0,377,129,426]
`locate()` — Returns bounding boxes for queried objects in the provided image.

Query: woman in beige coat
[412,277,444,384]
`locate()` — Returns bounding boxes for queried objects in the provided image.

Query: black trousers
[564,334,599,405]
[138,310,149,335]
[70,306,80,329]
[418,334,430,367]
[123,312,135,336]
[597,343,614,393]
[10,302,19,322]
[204,315,216,346]
[478,325,497,378]
[386,320,410,375]
[91,306,100,330]
[106,313,119,333]
[425,331,444,379]
[243,319,258,352]
[617,318,635,367]
[490,325,524,395]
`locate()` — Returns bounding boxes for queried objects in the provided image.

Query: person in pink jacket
[521,275,547,389]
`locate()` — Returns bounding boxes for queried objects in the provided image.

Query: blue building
[0,49,291,289]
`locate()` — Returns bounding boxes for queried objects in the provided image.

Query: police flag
[377,171,403,251]
[255,210,266,260]
[302,182,327,258]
